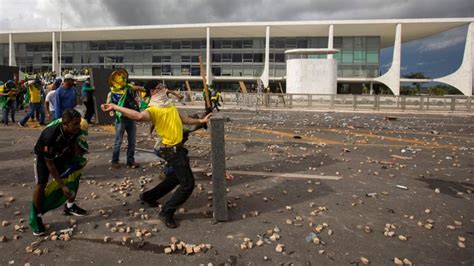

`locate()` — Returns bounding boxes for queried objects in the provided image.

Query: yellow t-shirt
[146,106,183,146]
[29,85,41,103]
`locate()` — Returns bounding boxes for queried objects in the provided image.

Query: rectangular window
[181,65,190,75]
[116,41,124,50]
[232,40,242,49]
[191,55,200,63]
[162,65,171,75]
[297,39,308,48]
[191,40,202,49]
[354,37,365,50]
[253,53,264,63]
[181,41,191,49]
[333,37,342,49]
[275,53,285,63]
[191,66,200,76]
[275,39,285,49]
[42,56,51,64]
[107,41,116,50]
[172,41,181,49]
[222,53,232,62]
[162,41,171,49]
[354,50,366,63]
[243,53,253,62]
[253,39,264,49]
[222,40,232,49]
[242,40,253,48]
[366,37,379,49]
[153,42,162,49]
[152,56,161,63]
[181,55,191,62]
[286,39,297,48]
[366,51,379,64]
[333,52,342,63]
[342,50,353,64]
[134,42,143,50]
[243,67,253,76]
[342,37,353,49]
[212,53,221,63]
[64,56,73,64]
[232,66,243,76]
[222,66,232,76]
[98,42,107,51]
[212,40,221,49]
[143,42,153,49]
[232,53,242,63]
[125,42,134,50]
[152,66,161,75]
[162,56,171,62]
[212,67,221,76]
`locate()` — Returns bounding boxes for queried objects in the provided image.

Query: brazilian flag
[28,119,89,233]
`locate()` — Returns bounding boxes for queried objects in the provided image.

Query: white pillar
[206,27,212,86]
[52,32,59,74]
[435,22,473,96]
[260,26,270,89]
[8,33,16,66]
[374,24,401,95]
[328,24,334,59]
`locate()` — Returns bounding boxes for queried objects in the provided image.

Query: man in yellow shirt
[101,84,212,229]
[19,79,45,126]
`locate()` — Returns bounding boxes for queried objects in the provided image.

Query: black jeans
[141,145,194,216]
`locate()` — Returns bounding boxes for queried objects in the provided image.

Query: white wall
[286,58,337,94]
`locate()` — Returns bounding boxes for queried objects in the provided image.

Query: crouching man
[30,109,88,236]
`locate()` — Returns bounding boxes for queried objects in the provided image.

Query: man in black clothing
[32,109,87,236]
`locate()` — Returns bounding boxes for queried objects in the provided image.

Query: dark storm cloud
[96,0,473,26]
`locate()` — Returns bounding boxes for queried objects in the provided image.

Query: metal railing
[179,92,473,113]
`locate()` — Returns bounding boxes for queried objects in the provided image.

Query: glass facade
[3,35,379,78]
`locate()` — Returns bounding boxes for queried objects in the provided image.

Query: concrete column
[206,27,212,86]
[374,24,401,95]
[8,33,16,66]
[328,24,334,59]
[52,32,59,74]
[260,26,270,89]
[435,22,473,96]
[210,114,228,222]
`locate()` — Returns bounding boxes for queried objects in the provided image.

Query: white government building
[0,18,473,95]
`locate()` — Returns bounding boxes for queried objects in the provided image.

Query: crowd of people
[0,73,96,127]
[1,69,219,236]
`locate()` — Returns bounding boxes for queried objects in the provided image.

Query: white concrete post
[435,22,473,96]
[8,33,16,66]
[374,24,401,95]
[52,32,59,74]
[206,27,212,86]
[328,24,334,59]
[260,26,270,89]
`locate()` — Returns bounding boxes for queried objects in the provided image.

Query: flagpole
[59,12,62,76]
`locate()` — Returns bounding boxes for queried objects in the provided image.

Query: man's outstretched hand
[199,112,213,124]
[101,103,115,112]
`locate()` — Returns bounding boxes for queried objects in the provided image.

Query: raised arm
[101,103,151,122]
[178,111,212,125]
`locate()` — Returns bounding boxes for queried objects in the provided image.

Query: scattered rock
[360,256,370,265]
[275,244,285,253]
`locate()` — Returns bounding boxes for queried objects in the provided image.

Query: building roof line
[1,17,473,34]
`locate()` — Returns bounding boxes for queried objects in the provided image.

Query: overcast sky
[0,0,473,78]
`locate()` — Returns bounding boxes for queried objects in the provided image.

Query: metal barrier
[178,92,472,113]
